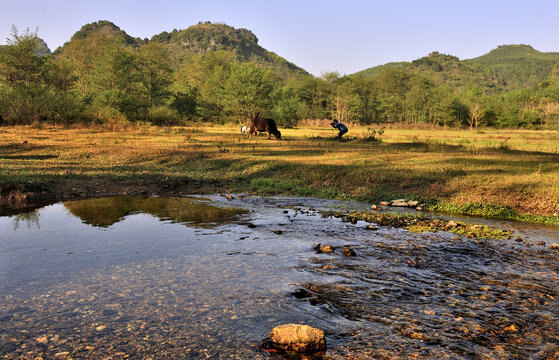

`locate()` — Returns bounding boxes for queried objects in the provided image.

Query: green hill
[353,51,504,93]
[62,20,145,48]
[353,61,408,77]
[468,44,559,89]
[150,22,309,78]
[353,45,558,92]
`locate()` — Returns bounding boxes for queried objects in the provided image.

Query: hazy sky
[1,0,558,76]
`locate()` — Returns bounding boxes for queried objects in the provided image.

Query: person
[330,120,348,142]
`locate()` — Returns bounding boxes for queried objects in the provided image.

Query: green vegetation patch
[427,202,559,225]
[321,210,514,240]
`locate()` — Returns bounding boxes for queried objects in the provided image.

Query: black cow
[248,113,281,140]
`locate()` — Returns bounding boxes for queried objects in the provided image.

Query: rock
[226,195,234,200]
[379,201,390,206]
[447,221,458,227]
[391,201,409,207]
[350,218,358,224]
[504,324,519,332]
[342,246,356,256]
[273,230,283,234]
[319,245,335,253]
[550,244,559,250]
[370,204,378,210]
[392,199,407,203]
[407,200,419,207]
[269,324,326,352]
[36,335,48,344]
[365,224,378,230]
[416,206,423,211]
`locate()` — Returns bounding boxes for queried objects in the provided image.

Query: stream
[1,195,558,359]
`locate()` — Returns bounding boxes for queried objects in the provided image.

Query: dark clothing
[332,122,348,142]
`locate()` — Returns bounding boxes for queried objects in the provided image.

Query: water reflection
[11,210,40,231]
[63,196,248,228]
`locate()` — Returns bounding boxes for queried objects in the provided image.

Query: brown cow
[248,113,281,140]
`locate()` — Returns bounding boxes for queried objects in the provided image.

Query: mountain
[353,45,559,92]
[0,37,50,55]
[63,20,145,48]
[353,51,504,92]
[468,44,559,89]
[353,61,408,77]
[150,22,309,78]
[34,38,51,56]
[53,21,308,79]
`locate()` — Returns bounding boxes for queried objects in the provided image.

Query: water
[1,195,558,359]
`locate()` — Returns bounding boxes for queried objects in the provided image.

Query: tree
[331,77,364,124]
[272,82,302,127]
[0,26,48,124]
[136,42,173,110]
[224,62,274,124]
[374,68,411,123]
[174,51,235,121]
[462,85,486,129]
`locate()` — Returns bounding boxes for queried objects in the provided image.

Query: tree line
[1,26,559,128]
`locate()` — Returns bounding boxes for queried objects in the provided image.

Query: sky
[1,0,558,76]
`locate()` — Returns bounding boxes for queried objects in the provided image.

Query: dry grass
[1,124,558,221]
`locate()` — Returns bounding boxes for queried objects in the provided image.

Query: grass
[0,123,558,224]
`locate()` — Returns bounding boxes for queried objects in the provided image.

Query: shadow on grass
[0,154,58,160]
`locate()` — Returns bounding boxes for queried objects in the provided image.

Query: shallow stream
[1,195,558,359]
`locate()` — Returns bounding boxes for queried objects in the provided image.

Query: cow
[248,113,282,140]
[241,126,249,136]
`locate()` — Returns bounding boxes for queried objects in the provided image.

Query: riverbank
[1,124,558,224]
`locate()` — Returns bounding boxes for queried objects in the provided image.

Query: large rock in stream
[269,324,326,352]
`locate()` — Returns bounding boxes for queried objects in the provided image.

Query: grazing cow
[241,126,249,136]
[248,113,282,140]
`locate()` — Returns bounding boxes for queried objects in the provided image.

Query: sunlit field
[1,124,558,223]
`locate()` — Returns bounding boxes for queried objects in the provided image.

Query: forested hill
[150,22,309,77]
[353,52,504,93]
[65,20,145,47]
[54,21,308,79]
[468,44,559,89]
[354,45,559,91]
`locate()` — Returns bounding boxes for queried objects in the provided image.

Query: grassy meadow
[1,123,558,224]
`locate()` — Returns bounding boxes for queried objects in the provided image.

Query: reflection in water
[11,210,40,231]
[0,195,558,359]
[63,196,248,228]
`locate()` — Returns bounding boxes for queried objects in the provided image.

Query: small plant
[362,127,384,141]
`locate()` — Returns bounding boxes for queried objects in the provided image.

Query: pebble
[342,247,356,256]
